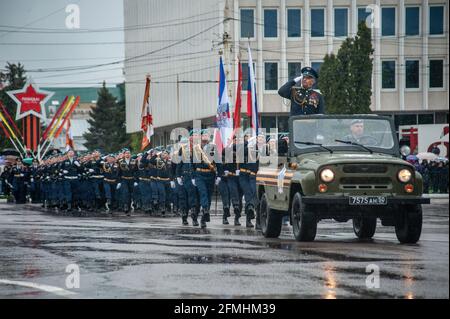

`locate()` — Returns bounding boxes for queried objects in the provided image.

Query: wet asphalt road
[0,199,448,299]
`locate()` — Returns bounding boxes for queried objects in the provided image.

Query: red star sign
[6,80,54,121]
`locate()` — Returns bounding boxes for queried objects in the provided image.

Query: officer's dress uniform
[29,164,42,203]
[278,67,325,116]
[102,161,119,210]
[139,153,156,213]
[118,158,137,214]
[59,157,81,210]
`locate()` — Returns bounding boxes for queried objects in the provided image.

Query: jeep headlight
[320,168,335,183]
[398,169,412,183]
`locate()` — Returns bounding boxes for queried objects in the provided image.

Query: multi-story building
[124,0,448,146]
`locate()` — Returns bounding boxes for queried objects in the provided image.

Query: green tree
[0,62,27,149]
[319,22,374,114]
[83,82,130,153]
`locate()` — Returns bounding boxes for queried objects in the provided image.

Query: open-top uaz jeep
[256,115,430,244]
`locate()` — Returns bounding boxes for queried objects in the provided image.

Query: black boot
[191,209,199,226]
[234,207,241,226]
[246,214,254,228]
[182,211,189,225]
[200,209,207,229]
[224,207,230,218]
[223,216,229,225]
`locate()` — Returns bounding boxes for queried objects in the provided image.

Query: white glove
[170,181,176,189]
[74,161,81,167]
[30,178,34,182]
[89,169,94,173]
[235,170,240,176]
[116,183,122,190]
[215,177,221,185]
[224,170,229,176]
[134,182,138,187]
[191,179,196,187]
[63,170,69,174]
[294,75,302,83]
[177,177,183,186]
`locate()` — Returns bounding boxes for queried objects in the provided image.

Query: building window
[435,112,449,124]
[334,8,348,37]
[261,116,276,130]
[405,60,419,89]
[277,116,289,132]
[382,60,396,89]
[429,60,444,88]
[242,62,255,91]
[311,61,323,75]
[240,9,254,38]
[264,9,278,38]
[288,62,302,81]
[381,7,396,36]
[265,62,278,91]
[287,9,301,37]
[395,114,417,128]
[358,7,372,26]
[311,8,325,37]
[418,114,434,124]
[405,7,420,36]
[429,6,444,35]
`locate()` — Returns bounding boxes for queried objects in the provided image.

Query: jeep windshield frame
[288,115,400,157]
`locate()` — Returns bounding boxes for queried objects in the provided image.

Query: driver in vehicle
[343,119,377,146]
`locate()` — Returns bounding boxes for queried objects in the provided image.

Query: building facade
[124,0,449,146]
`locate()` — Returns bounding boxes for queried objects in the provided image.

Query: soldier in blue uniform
[278,66,325,116]
[117,149,137,215]
[192,130,223,228]
[29,159,42,203]
[102,154,120,213]
[59,150,82,211]
[155,149,173,217]
[140,149,156,214]
[85,150,104,210]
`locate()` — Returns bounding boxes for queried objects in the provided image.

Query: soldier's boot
[246,214,254,228]
[67,202,72,212]
[223,215,229,225]
[246,205,255,228]
[224,207,231,218]
[234,207,241,226]
[200,209,207,229]
[191,209,199,227]
[105,199,111,213]
[182,210,189,225]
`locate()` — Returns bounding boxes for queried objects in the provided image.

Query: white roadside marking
[0,279,77,298]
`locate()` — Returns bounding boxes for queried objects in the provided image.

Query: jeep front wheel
[395,205,422,244]
[352,216,377,239]
[291,192,317,242]
[259,193,282,238]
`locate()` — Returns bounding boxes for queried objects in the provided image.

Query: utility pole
[222,0,233,105]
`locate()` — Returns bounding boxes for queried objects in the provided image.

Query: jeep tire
[259,193,283,238]
[291,192,317,242]
[353,216,377,239]
[395,204,422,244]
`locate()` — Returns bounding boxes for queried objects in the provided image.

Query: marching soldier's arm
[278,79,296,99]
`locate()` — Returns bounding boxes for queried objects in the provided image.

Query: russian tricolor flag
[246,46,259,137]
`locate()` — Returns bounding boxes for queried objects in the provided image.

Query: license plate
[349,196,387,205]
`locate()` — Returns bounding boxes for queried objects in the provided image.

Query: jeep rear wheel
[259,193,282,238]
[291,193,317,242]
[395,204,422,244]
[353,217,377,239]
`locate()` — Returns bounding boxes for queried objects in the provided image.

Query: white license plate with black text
[349,196,387,205]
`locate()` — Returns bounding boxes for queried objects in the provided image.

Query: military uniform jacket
[278,79,325,116]
[11,166,29,183]
[240,142,259,175]
[176,145,195,178]
[102,162,119,182]
[118,159,137,182]
[192,143,223,177]
[60,158,82,179]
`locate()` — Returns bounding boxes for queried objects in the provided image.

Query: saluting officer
[117,149,137,215]
[278,66,325,116]
[102,154,120,212]
[59,150,82,211]
[11,158,29,204]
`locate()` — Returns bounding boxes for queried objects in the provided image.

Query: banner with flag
[141,76,154,150]
[65,117,74,151]
[246,46,259,137]
[214,57,233,153]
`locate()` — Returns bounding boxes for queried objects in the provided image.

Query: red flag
[65,117,74,150]
[141,76,154,150]
[234,59,242,130]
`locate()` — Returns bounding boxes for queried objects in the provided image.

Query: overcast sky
[0,0,124,87]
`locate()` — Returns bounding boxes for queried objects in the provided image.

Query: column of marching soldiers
[3,129,261,229]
